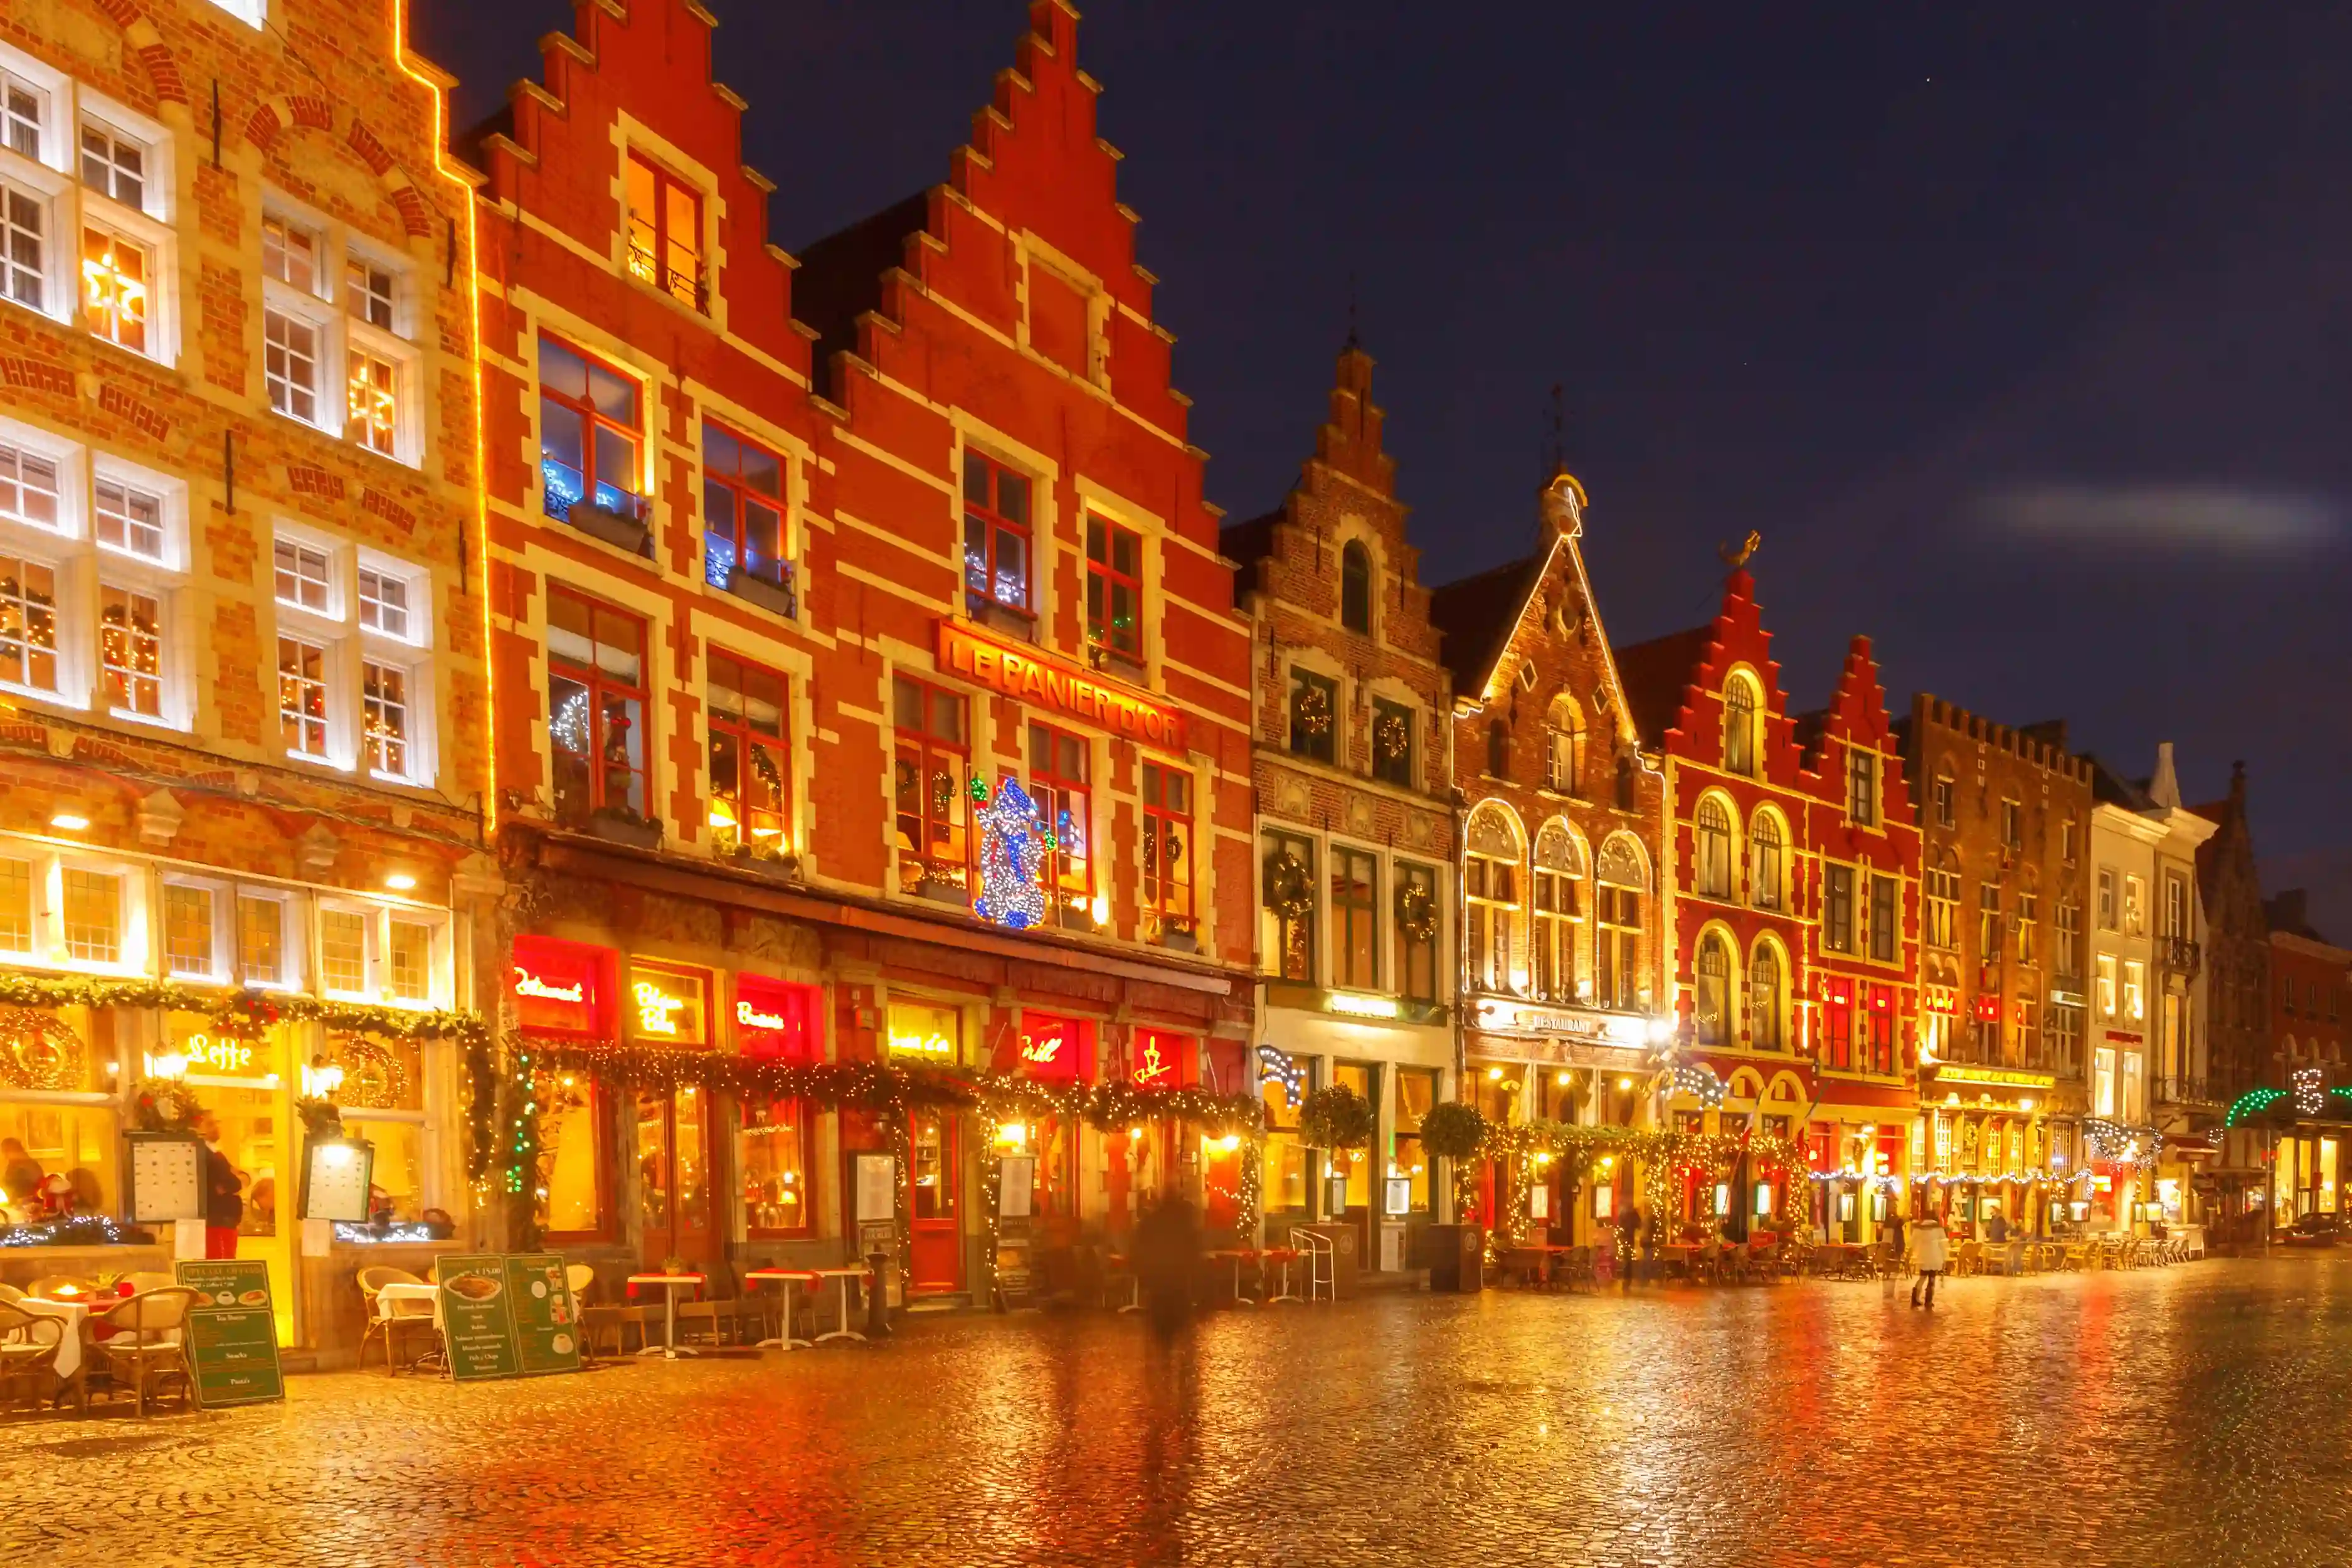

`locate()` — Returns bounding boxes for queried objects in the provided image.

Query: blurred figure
[198,1113,243,1259]
[67,1167,103,1213]
[1,1137,43,1203]
[1910,1209,1949,1308]
[1132,1189,1202,1344]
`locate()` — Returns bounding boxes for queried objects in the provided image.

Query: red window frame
[538,334,644,521]
[1084,513,1142,657]
[701,421,790,593]
[893,675,970,895]
[707,649,792,854]
[736,975,821,1240]
[1028,721,1092,923]
[1141,761,1194,937]
[546,585,649,818]
[1823,991,1855,1072]
[961,452,1032,615]
[1867,985,1895,1074]
[626,150,703,309]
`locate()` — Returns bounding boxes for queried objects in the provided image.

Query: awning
[2166,1137,2221,1159]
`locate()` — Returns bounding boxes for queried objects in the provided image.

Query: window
[2055,901,2081,980]
[263,308,319,423]
[0,181,45,310]
[1847,746,1877,826]
[1932,773,1956,827]
[1724,679,1756,775]
[961,452,1032,615]
[262,213,319,291]
[320,908,368,993]
[361,660,407,777]
[702,422,790,598]
[1532,825,1581,1002]
[546,586,649,820]
[95,479,162,560]
[1545,696,1585,796]
[1485,719,1510,780]
[1694,798,1732,898]
[1695,933,1732,1044]
[2097,954,2118,1019]
[80,226,147,352]
[1396,861,1438,1002]
[2097,868,2116,931]
[98,583,161,717]
[0,443,59,531]
[2093,1046,2117,1118]
[1371,697,1415,789]
[1,70,43,159]
[368,917,428,1002]
[0,857,28,953]
[1142,761,1194,940]
[2052,1004,2084,1075]
[891,675,969,897]
[1028,723,1093,928]
[2000,799,2021,850]
[1264,832,1318,983]
[1823,990,1853,1072]
[1978,882,2002,959]
[2124,960,2146,1022]
[1925,867,1959,951]
[1594,839,1646,1010]
[162,883,215,978]
[625,151,702,309]
[2123,875,2145,934]
[1393,1068,1436,1214]
[60,869,119,963]
[2164,876,2188,940]
[1865,985,1895,1074]
[539,336,644,522]
[0,555,59,692]
[742,1097,809,1237]
[707,651,791,856]
[1466,850,1518,995]
[1823,864,1855,954]
[1751,812,1783,909]
[346,344,397,455]
[2061,817,2078,864]
[238,895,285,986]
[1870,874,1899,963]
[1339,540,1372,635]
[1081,514,1143,657]
[2015,893,2038,965]
[1260,1056,1306,1215]
[274,637,329,757]
[1330,846,1378,990]
[273,537,331,612]
[1749,945,1783,1049]
[344,256,394,330]
[357,566,409,638]
[1288,667,1337,764]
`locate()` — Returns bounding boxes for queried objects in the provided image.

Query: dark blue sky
[416,2,2352,916]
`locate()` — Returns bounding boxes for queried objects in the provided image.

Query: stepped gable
[1804,634,1913,818]
[1612,569,1801,781]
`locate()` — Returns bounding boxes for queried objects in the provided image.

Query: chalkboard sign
[124,1133,204,1224]
[175,1259,284,1408]
[299,1138,374,1224]
[437,1254,521,1381]
[438,1254,585,1381]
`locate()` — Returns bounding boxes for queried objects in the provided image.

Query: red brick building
[0,0,489,1358]
[1433,472,1669,1245]
[472,0,1252,1301]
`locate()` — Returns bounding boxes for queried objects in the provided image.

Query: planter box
[727,570,798,618]
[1155,924,1200,955]
[1424,1223,1483,1293]
[972,600,1036,642]
[729,847,802,882]
[568,500,652,558]
[585,808,662,849]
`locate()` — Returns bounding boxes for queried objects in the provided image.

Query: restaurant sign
[511,936,610,1037]
[175,1259,284,1408]
[1473,998,1648,1047]
[938,619,1187,753]
[437,1254,585,1381]
[1934,1064,2056,1091]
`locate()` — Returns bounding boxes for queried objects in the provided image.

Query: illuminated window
[1086,514,1143,657]
[358,566,409,638]
[1751,811,1784,909]
[347,346,396,455]
[1142,761,1194,940]
[277,636,329,758]
[1393,1068,1436,1213]
[0,857,33,953]
[2124,960,2146,1022]
[1028,723,1093,928]
[546,585,647,819]
[1723,677,1757,775]
[961,452,1032,616]
[262,213,318,292]
[387,919,433,1002]
[98,583,161,717]
[0,555,60,692]
[362,660,408,778]
[264,308,318,423]
[1396,861,1439,1002]
[1978,881,2002,958]
[2097,954,2118,1019]
[891,675,968,898]
[701,422,790,598]
[2016,893,2038,965]
[1924,866,1959,951]
[539,336,642,524]
[1545,695,1584,796]
[1264,830,1318,983]
[61,869,119,963]
[743,1098,809,1237]
[81,226,147,352]
[95,479,163,559]
[320,908,368,993]
[1,180,47,310]
[707,650,790,855]
[274,536,331,612]
[625,151,702,309]
[1260,1058,1306,1214]
[1532,823,1582,1002]
[1749,945,1783,1049]
[1695,797,1732,898]
[1330,845,1379,990]
[163,884,215,978]
[1695,933,1732,1044]
[238,895,284,986]
[0,444,60,531]
[344,257,394,330]
[1594,837,1646,1010]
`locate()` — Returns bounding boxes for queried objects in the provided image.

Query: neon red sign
[511,936,609,1037]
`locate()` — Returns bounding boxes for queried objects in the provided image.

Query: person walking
[1132,1189,1202,1346]
[1910,1209,1949,1308]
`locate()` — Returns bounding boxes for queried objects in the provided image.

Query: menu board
[437,1254,521,1381]
[174,1259,284,1408]
[997,1155,1034,1219]
[438,1254,583,1381]
[856,1153,898,1222]
[300,1138,374,1224]
[125,1134,204,1224]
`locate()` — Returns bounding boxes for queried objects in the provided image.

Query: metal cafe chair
[95,1286,198,1417]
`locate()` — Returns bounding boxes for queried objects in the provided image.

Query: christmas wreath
[1293,681,1333,738]
[1395,881,1438,944]
[1374,708,1411,763]
[1265,850,1315,921]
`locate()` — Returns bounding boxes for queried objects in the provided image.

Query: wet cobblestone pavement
[8,1256,2352,1566]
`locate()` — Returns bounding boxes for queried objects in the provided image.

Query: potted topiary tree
[1298,1083,1375,1223]
[1417,1101,1488,1292]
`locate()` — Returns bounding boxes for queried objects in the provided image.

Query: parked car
[2282,1212,2342,1246]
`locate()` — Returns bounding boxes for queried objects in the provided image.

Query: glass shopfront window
[737,975,822,1239]
[0,1006,113,1223]
[1260,1055,1307,1214]
[1332,1062,1373,1210]
[1392,1067,1437,1214]
[514,937,620,1242]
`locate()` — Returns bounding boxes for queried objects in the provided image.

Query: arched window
[1594,834,1646,1010]
[1695,798,1732,898]
[1532,822,1584,1002]
[1486,720,1510,780]
[1749,945,1783,1050]
[1750,810,1783,910]
[1340,540,1373,635]
[1465,804,1524,995]
[1724,677,1757,775]
[1695,933,1731,1045]
[1545,694,1586,796]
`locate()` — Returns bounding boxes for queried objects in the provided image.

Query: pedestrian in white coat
[1909,1210,1949,1308]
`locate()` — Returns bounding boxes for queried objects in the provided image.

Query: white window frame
[159,874,230,983]
[234,887,300,992]
[316,900,375,999]
[268,526,437,787]
[0,847,153,977]
[261,194,421,464]
[205,0,268,29]
[355,548,433,787]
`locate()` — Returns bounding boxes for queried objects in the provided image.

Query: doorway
[635,1085,713,1268]
[908,1111,963,1292]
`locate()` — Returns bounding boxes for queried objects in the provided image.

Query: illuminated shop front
[1468,998,1661,1250]
[1915,1064,2063,1239]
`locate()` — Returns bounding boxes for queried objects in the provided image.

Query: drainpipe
[1449,784,1471,1225]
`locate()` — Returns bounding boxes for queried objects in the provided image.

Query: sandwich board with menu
[437,1254,583,1381]
[174,1259,285,1408]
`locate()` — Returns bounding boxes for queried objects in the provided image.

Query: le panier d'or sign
[937,620,1187,753]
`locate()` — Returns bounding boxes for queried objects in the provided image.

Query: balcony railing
[2165,935,2202,975]
[2155,1074,2213,1106]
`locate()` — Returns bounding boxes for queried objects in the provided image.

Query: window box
[724,844,801,882]
[1155,920,1199,955]
[972,597,1034,643]
[565,496,652,558]
[724,565,797,618]
[574,803,661,850]
[912,873,967,906]
[1089,645,1147,687]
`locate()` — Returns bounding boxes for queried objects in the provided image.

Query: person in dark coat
[1131,1190,1202,1344]
[198,1113,243,1259]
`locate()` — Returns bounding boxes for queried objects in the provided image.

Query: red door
[637,1086,714,1269]
[908,1111,962,1292]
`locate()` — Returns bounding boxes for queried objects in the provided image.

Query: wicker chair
[0,1298,66,1414]
[357,1266,429,1375]
[95,1286,197,1416]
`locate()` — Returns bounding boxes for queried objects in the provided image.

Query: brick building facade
[1223,343,1456,1273]
[0,0,489,1358]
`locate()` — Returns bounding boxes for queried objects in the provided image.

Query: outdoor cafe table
[16,1295,89,1396]
[744,1269,813,1351]
[373,1281,445,1374]
[1208,1249,1258,1306]
[808,1266,869,1345]
[627,1274,704,1360]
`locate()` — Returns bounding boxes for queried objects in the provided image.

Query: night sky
[414,1,2352,925]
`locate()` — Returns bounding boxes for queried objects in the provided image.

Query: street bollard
[864,1249,893,1339]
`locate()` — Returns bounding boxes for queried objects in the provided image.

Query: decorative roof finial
[1718,531,1763,570]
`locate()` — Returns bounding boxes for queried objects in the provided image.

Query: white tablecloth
[374,1281,442,1328]
[16,1298,89,1380]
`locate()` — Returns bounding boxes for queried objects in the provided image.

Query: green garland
[0,972,489,1047]
[1480,1120,1806,1240]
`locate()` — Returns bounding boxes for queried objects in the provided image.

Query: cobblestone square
[6,1258,2349,1567]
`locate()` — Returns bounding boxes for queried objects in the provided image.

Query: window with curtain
[1724,677,1757,775]
[1749,946,1783,1049]
[1695,933,1732,1044]
[1749,810,1783,909]
[1695,798,1733,898]
[1532,823,1582,1002]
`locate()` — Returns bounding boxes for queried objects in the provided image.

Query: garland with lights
[1394,881,1437,945]
[1264,852,1315,922]
[2223,1082,2352,1128]
[1476,1120,1807,1246]
[0,973,488,1048]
